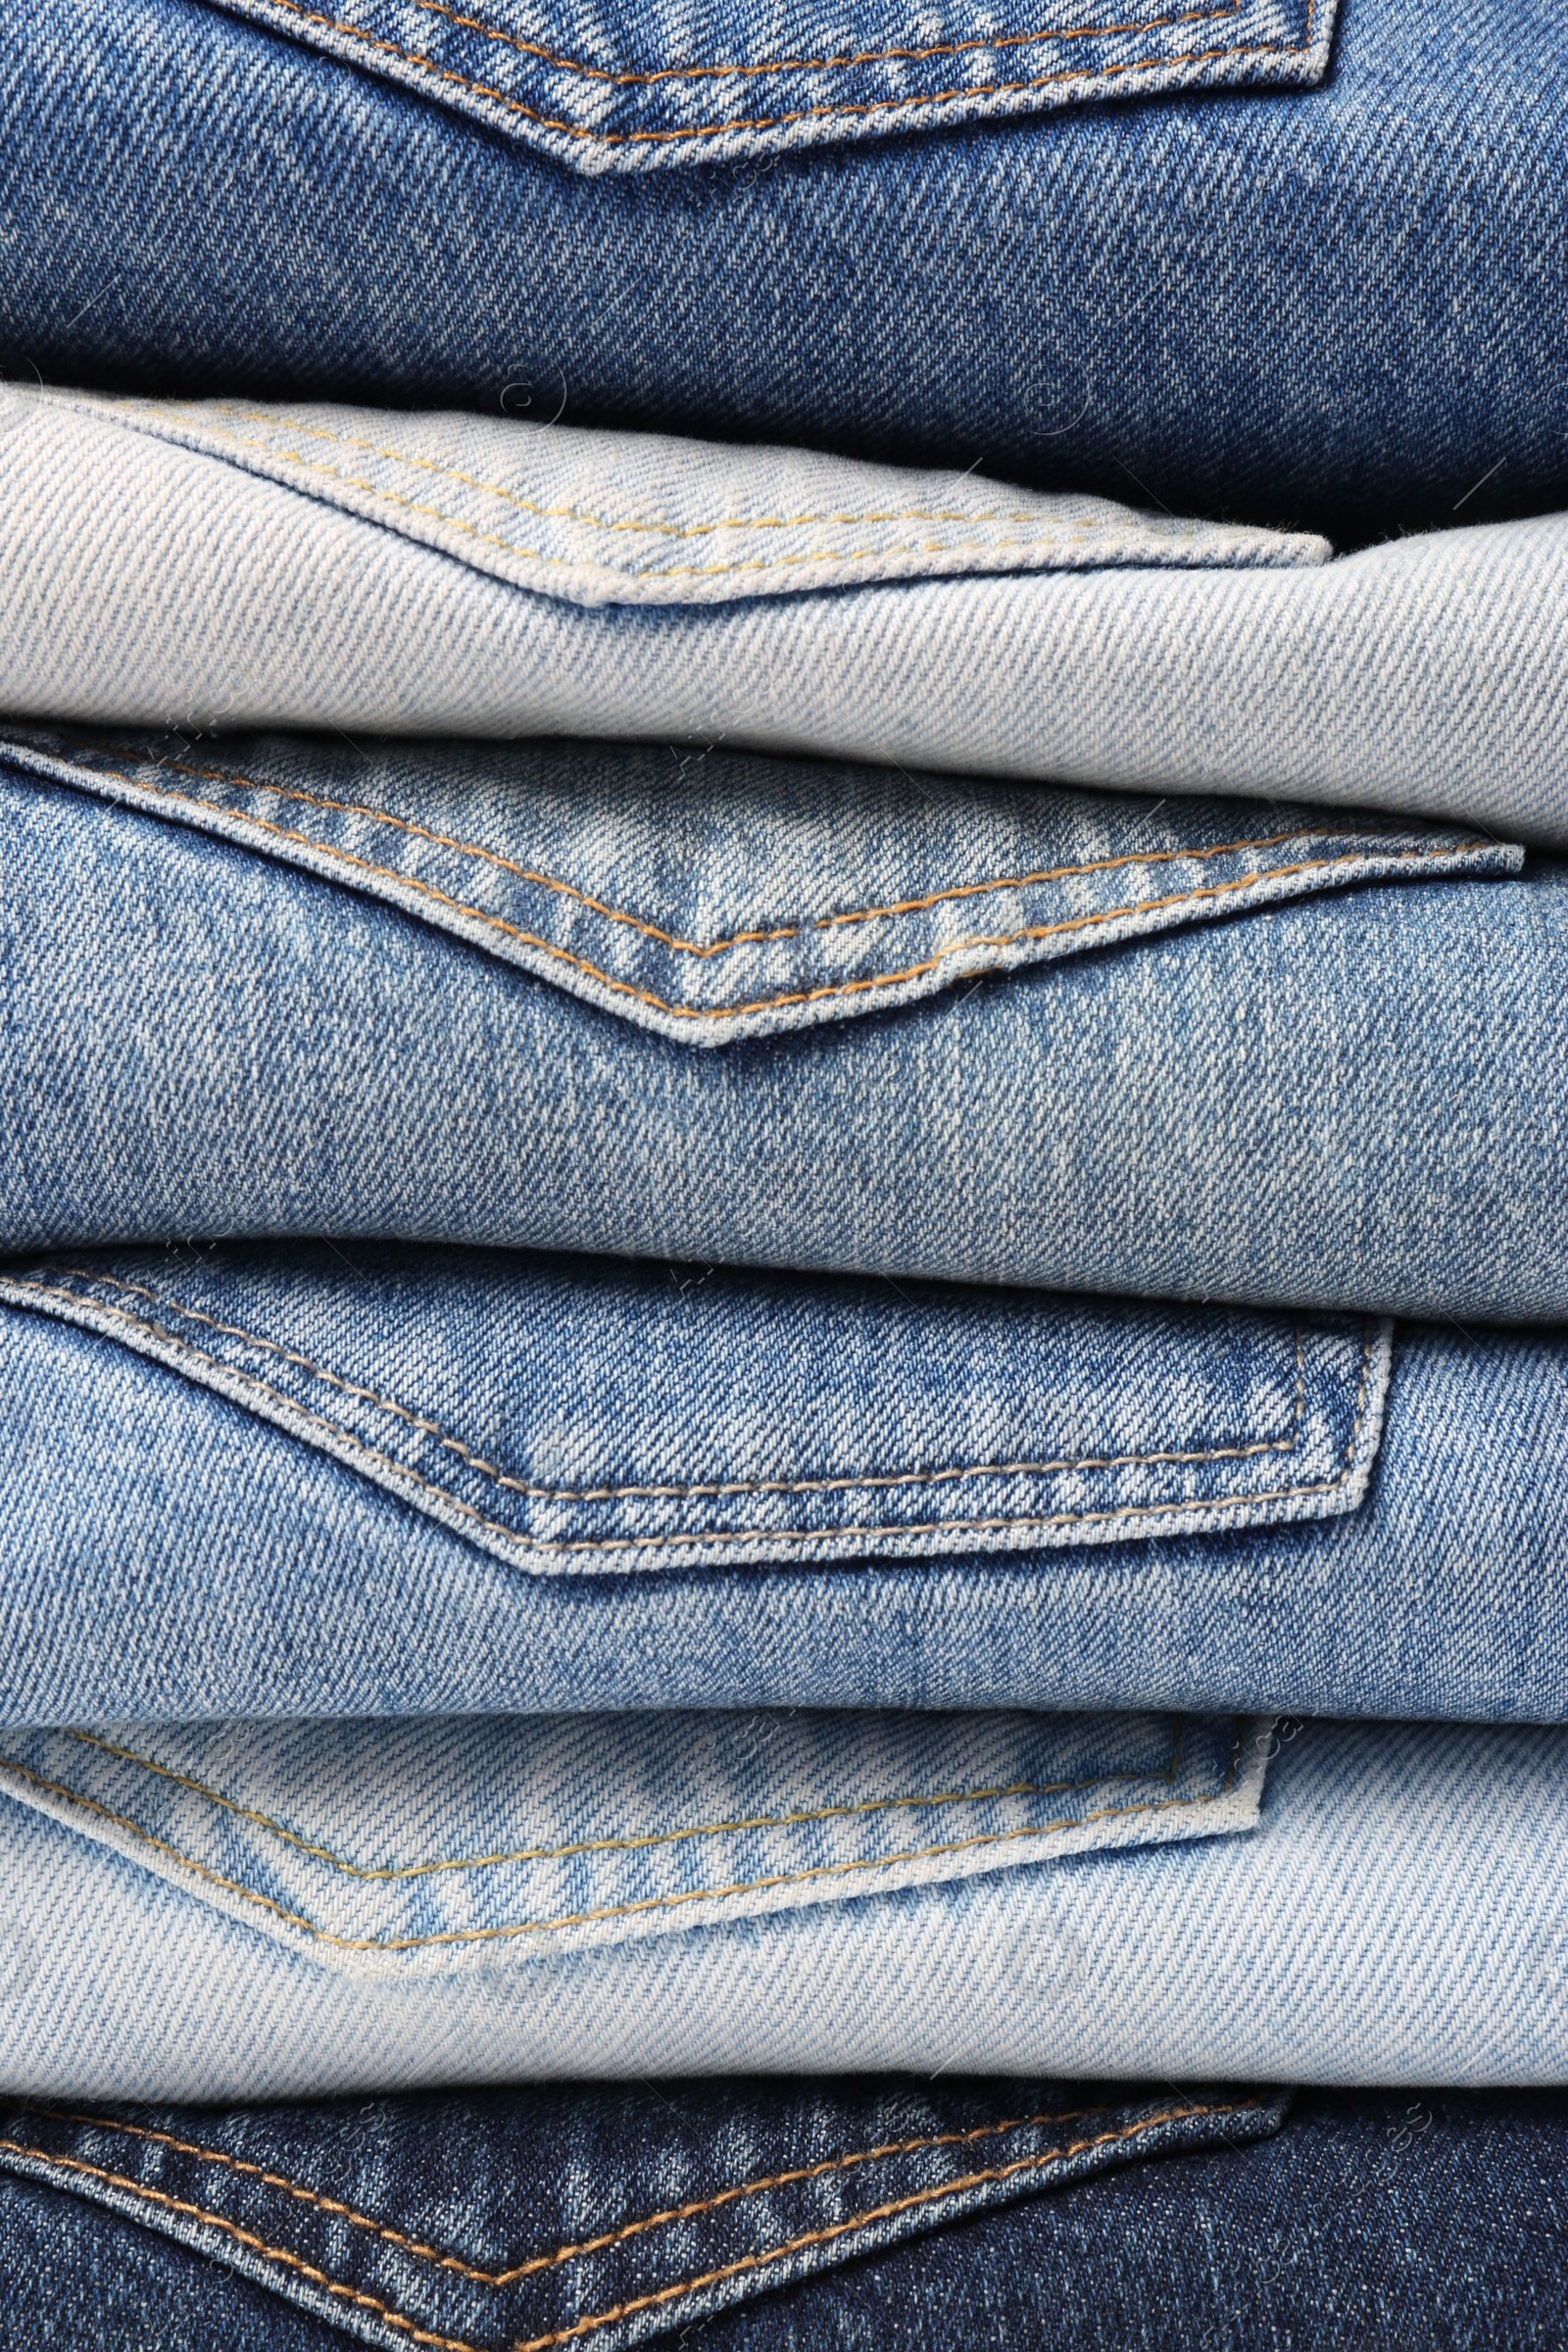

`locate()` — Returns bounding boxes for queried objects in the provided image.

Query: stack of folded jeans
[1,0,1565,2339]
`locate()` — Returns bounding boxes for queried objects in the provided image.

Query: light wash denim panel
[3,736,1565,1327]
[2,393,1566,843]
[2,1716,1567,2093]
[2,0,1563,548]
[1,1245,1565,1728]
[0,2082,1292,2352]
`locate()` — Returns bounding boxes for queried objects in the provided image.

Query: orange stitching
[0,1724,1250,1951]
[106,401,1178,583]
[510,2105,1261,2348]
[52,737,1383,958]
[24,750,1496,1022]
[27,2096,1159,2282]
[409,0,1246,90]
[62,1722,1179,1881]
[0,2105,1261,2344]
[0,1278,1377,1556]
[31,1258,1308,1503]
[250,0,1316,148]
[135,397,1151,544]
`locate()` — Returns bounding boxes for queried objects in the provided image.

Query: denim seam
[26,2097,1146,2281]
[112,401,1201,547]
[66,1722,1184,1878]
[1,1278,1376,1554]
[11,755,1498,1017]
[245,0,1316,148]
[0,1722,1248,1949]
[29,1265,1309,1501]
[406,0,1247,90]
[104,404,1209,581]
[55,738,1376,956]
[0,2107,1263,2350]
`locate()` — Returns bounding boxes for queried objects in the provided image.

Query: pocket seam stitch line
[16,751,1499,1021]
[0,2106,1267,2352]
[0,1722,1249,1950]
[25,1264,1309,1503]
[243,0,1318,150]
[51,737,1381,958]
[66,1721,1185,1880]
[1,1277,1376,1554]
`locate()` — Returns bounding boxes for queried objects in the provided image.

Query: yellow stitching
[30,2096,1145,2281]
[31,1260,1308,1503]
[17,749,1500,1020]
[126,397,1156,544]
[0,2104,1265,2344]
[0,1279,1377,1556]
[408,0,1248,91]
[63,1723,1180,1880]
[104,403,1198,582]
[55,734,1376,959]
[246,0,1316,149]
[0,1726,1248,1951]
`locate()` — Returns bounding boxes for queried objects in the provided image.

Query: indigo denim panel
[2,748,1564,1323]
[0,1252,1566,1728]
[2,0,1564,545]
[3,1719,1568,2095]
[3,404,1566,842]
[703,2090,1568,2352]
[0,2085,1290,2352]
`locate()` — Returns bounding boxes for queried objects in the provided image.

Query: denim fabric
[0,2082,1290,2352]
[0,1708,1270,1967]
[5,2088,1564,2352]
[2,1717,1567,2095]
[2,0,1563,545]
[703,2089,1568,2351]
[3,401,1566,842]
[0,1254,1563,1726]
[3,744,1565,1324]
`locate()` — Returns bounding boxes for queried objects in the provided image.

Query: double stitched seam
[0,1725,1249,1951]
[409,0,1248,89]
[122,399,1205,547]
[1,1277,1371,1554]
[246,0,1316,147]
[0,2106,1262,2350]
[104,402,1191,581]
[18,747,1496,1019]
[45,738,1388,956]
[64,1721,1186,1879]
[19,1262,1308,1503]
[21,2094,1262,2287]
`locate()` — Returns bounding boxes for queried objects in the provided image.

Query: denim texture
[0,1708,1268,1969]
[3,402,1565,842]
[0,1255,1562,1725]
[5,2088,1565,2352]
[0,2082,1290,2352]
[3,1718,1567,2095]
[2,0,1564,544]
[3,745,1565,1322]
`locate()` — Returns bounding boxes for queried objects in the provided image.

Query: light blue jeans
[1,392,1563,842]
[0,1712,1563,2095]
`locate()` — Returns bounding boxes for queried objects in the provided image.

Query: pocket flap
[0,1707,1270,1971]
[0,1246,1393,1574]
[200,0,1338,173]
[0,728,1520,1048]
[27,387,1331,605]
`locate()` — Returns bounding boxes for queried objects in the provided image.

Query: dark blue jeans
[0,2082,1561,2348]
